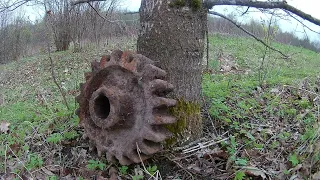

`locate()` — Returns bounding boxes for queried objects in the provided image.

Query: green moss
[169,0,186,8]
[169,0,202,11]
[165,99,201,146]
[190,0,202,11]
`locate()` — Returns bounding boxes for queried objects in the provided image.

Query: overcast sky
[119,0,320,42]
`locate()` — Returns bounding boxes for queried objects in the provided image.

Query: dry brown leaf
[0,120,10,133]
[203,149,228,160]
[243,166,267,179]
[312,171,320,180]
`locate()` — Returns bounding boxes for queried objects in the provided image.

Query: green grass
[203,34,320,179]
[0,46,103,177]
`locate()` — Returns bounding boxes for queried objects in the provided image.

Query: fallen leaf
[312,171,320,180]
[203,149,228,160]
[243,166,267,179]
[0,120,10,133]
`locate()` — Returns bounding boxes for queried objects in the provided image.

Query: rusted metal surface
[76,50,176,165]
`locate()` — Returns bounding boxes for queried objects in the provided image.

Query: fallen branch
[208,11,289,59]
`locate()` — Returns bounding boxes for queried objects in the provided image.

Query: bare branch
[208,11,289,59]
[241,7,250,16]
[72,0,106,6]
[204,0,320,27]
[283,10,320,35]
[86,2,118,23]
[124,11,139,15]
[0,0,30,13]
[85,1,130,35]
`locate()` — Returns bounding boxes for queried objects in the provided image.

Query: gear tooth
[152,114,176,125]
[128,154,140,163]
[149,79,174,95]
[99,55,110,68]
[126,150,149,163]
[91,61,100,73]
[84,72,92,81]
[122,51,135,63]
[144,126,171,142]
[106,153,117,163]
[79,83,84,90]
[118,155,134,165]
[110,49,123,62]
[153,97,176,108]
[143,64,167,80]
[138,140,162,155]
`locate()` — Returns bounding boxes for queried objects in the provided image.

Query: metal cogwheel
[76,50,177,165]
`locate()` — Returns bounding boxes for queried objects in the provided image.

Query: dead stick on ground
[49,55,70,110]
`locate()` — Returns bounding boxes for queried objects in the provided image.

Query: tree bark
[137,0,207,145]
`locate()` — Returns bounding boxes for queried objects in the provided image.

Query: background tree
[44,0,73,51]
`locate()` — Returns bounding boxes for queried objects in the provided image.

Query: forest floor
[0,34,320,180]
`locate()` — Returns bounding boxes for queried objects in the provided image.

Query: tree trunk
[137,0,207,145]
[55,31,71,51]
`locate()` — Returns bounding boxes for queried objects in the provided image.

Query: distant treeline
[208,15,320,53]
[0,5,319,64]
[0,1,139,64]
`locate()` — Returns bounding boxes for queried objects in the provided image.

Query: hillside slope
[0,35,319,179]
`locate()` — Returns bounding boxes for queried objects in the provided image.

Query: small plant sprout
[87,160,106,170]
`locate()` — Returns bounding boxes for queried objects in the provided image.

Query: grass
[202,34,320,179]
[0,34,320,179]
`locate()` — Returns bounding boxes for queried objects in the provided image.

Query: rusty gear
[76,50,177,165]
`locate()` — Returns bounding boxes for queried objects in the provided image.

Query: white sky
[23,0,320,42]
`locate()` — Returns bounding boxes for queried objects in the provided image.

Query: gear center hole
[94,93,110,119]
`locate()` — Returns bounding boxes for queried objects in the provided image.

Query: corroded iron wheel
[76,50,177,165]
